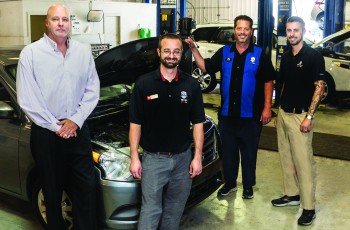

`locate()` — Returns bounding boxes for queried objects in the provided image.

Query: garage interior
[0,0,350,230]
[1,91,349,230]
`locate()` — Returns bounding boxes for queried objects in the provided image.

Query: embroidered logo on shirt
[147,94,158,100]
[226,57,232,62]
[180,91,188,103]
[250,57,256,65]
[297,61,303,68]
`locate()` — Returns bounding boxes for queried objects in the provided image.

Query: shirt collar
[230,41,254,53]
[43,33,70,52]
[160,69,179,82]
[288,42,308,57]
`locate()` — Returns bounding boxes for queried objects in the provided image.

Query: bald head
[45,3,71,42]
[46,3,70,19]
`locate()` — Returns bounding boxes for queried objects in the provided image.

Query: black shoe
[217,185,238,196]
[271,195,300,207]
[298,209,316,226]
[242,188,254,199]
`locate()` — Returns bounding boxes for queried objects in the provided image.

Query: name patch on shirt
[181,91,188,103]
[147,94,158,100]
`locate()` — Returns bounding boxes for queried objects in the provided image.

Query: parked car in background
[311,0,325,30]
[0,38,223,229]
[312,28,350,103]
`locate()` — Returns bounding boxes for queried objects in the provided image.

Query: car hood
[312,28,350,49]
[94,37,193,87]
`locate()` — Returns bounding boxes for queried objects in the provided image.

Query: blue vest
[221,45,262,117]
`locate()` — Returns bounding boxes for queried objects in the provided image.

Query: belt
[281,105,308,114]
[157,151,180,156]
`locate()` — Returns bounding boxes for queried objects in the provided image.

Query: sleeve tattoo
[308,80,325,116]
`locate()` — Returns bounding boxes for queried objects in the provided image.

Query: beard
[288,36,303,46]
[160,57,180,69]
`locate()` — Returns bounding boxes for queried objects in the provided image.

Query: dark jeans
[30,123,97,230]
[138,149,192,230]
[218,116,262,189]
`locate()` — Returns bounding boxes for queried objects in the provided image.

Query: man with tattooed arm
[271,16,325,226]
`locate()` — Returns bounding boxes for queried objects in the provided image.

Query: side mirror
[0,101,15,118]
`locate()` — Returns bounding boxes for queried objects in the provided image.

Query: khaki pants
[277,108,316,210]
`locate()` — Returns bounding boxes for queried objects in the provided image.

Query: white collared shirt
[16,34,100,131]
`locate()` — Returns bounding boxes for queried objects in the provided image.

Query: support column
[324,0,345,37]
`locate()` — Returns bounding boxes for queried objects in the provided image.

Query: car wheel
[322,73,335,104]
[317,13,324,30]
[32,180,74,230]
[192,63,217,93]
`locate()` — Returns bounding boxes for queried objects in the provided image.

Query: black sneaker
[217,185,238,196]
[242,188,254,199]
[298,209,316,226]
[271,195,300,207]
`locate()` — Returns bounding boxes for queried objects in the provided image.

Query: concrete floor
[1,89,349,230]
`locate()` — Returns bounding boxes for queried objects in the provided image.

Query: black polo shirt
[204,42,275,118]
[280,43,326,108]
[129,68,206,152]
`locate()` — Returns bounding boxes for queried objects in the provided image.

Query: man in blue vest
[186,15,275,199]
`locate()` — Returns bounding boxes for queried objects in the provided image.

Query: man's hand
[130,157,142,179]
[189,157,202,179]
[56,119,78,139]
[184,37,196,49]
[300,118,312,133]
[260,108,272,125]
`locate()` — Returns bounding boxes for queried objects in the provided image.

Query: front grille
[191,119,220,167]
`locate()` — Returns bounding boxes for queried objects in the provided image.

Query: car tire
[31,180,74,230]
[192,63,217,93]
[322,73,336,104]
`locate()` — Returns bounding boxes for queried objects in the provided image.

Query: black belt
[281,105,308,114]
[157,151,180,156]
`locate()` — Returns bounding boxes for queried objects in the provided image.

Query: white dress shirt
[16,34,100,132]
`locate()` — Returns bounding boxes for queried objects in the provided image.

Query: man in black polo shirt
[271,16,325,226]
[186,15,275,199]
[129,33,205,230]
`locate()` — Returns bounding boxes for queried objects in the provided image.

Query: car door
[0,80,21,194]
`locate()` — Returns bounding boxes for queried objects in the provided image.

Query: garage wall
[0,0,156,47]
[0,1,25,46]
[185,0,259,25]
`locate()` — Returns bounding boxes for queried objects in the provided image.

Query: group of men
[16,3,325,230]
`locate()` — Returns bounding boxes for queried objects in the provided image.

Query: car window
[5,65,17,82]
[192,27,219,42]
[216,28,234,44]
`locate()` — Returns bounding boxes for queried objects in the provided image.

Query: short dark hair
[158,33,183,50]
[234,15,253,29]
[286,16,305,31]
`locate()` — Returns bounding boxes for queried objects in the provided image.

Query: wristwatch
[306,114,313,120]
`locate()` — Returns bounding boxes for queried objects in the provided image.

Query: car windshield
[192,27,220,42]
[8,62,131,121]
[313,30,350,54]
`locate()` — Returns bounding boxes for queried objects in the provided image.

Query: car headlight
[93,148,134,181]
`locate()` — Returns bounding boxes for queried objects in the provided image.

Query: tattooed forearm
[308,80,325,116]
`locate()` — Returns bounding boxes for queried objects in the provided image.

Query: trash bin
[139,28,151,38]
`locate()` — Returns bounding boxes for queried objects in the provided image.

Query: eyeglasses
[161,49,182,56]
